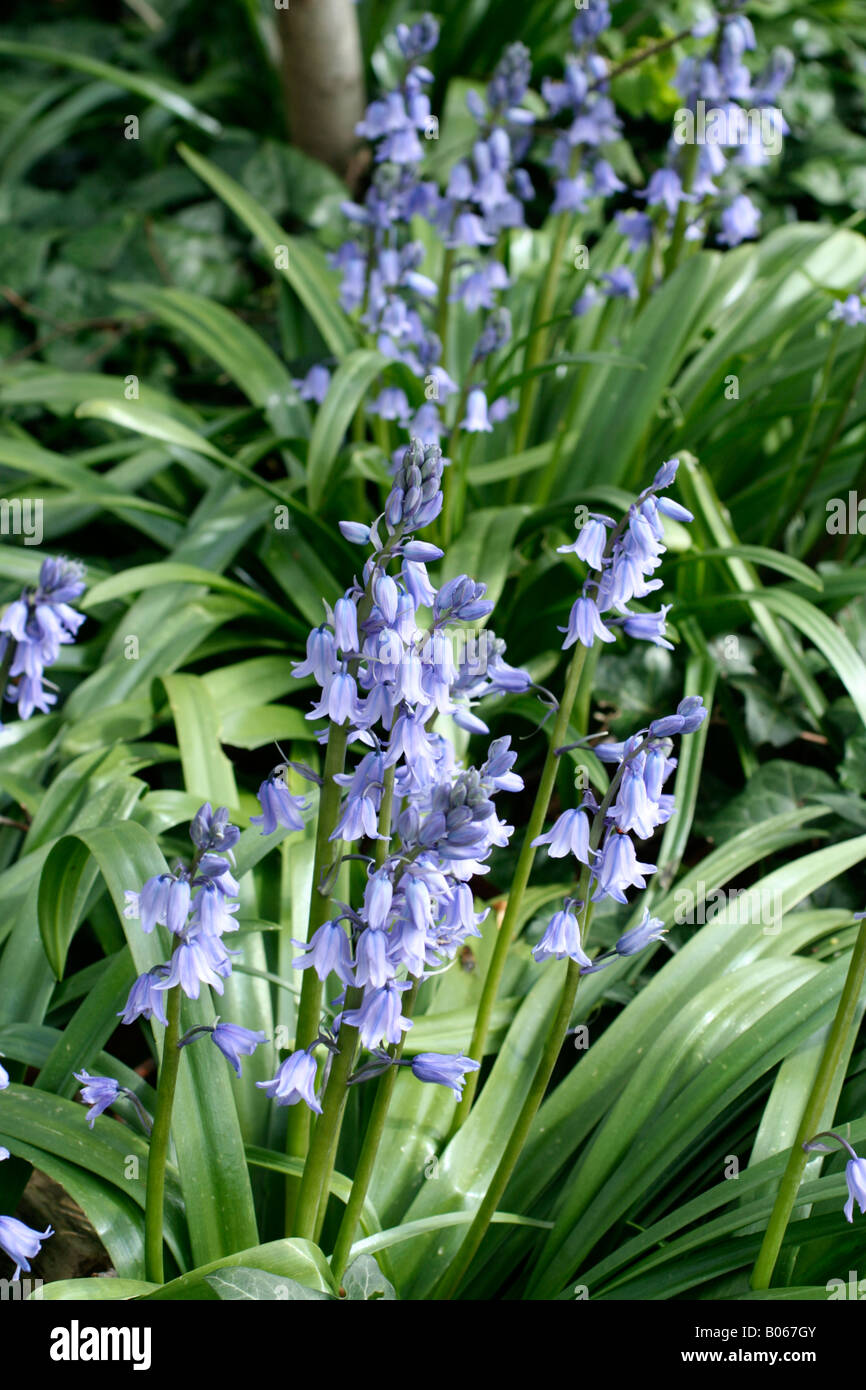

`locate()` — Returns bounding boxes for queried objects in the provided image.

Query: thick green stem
[435,954,583,1299]
[448,642,588,1133]
[329,978,421,1281]
[292,997,363,1240]
[284,724,349,1229]
[144,983,182,1284]
[751,917,866,1290]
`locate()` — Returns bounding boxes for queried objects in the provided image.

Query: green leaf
[177,144,356,357]
[206,1268,334,1300]
[34,1279,159,1301]
[142,1239,335,1300]
[341,1255,397,1301]
[0,41,222,135]
[306,350,387,510]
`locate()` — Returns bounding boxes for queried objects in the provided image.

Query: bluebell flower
[251,771,309,835]
[600,267,638,300]
[562,595,616,648]
[552,174,592,214]
[73,1070,121,1128]
[614,208,653,252]
[0,1214,53,1280]
[0,1060,8,1090]
[435,575,494,623]
[473,307,512,364]
[829,294,866,327]
[559,513,613,569]
[533,808,591,862]
[573,285,601,317]
[294,364,331,403]
[395,15,439,61]
[308,668,364,726]
[0,1148,9,1161]
[210,1022,268,1077]
[293,919,355,986]
[0,556,85,720]
[118,966,171,1026]
[619,604,674,650]
[572,0,611,45]
[410,1052,481,1098]
[718,194,761,247]
[333,750,387,841]
[532,904,593,965]
[156,930,234,1000]
[130,872,191,936]
[190,803,240,855]
[642,169,689,217]
[461,388,494,433]
[354,926,394,989]
[591,830,656,905]
[344,980,414,1049]
[293,625,339,684]
[845,1156,866,1223]
[257,1050,322,1113]
[190,879,239,937]
[196,855,239,897]
[615,909,666,956]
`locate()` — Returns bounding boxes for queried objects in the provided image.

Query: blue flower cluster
[253,435,529,1104]
[0,1075,54,1279]
[0,556,85,722]
[532,704,706,966]
[558,458,693,652]
[328,18,535,445]
[74,803,269,1130]
[661,8,793,250]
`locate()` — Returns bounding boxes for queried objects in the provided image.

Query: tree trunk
[276,0,366,186]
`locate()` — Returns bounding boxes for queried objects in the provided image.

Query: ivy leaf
[341,1255,397,1301]
[205,1268,335,1301]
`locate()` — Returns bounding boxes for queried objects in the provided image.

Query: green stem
[436,247,455,352]
[284,723,349,1229]
[329,978,421,1282]
[448,642,588,1133]
[434,954,583,1299]
[441,377,473,547]
[374,764,396,870]
[144,983,182,1284]
[435,738,641,1298]
[510,182,579,470]
[751,916,866,1290]
[663,140,699,278]
[292,998,363,1240]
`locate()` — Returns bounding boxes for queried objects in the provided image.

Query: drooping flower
[73,1070,121,1128]
[251,771,309,836]
[410,1052,481,1098]
[210,1022,269,1078]
[532,904,593,966]
[256,1050,322,1113]
[0,1214,53,1280]
[118,966,171,1027]
[293,919,355,986]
